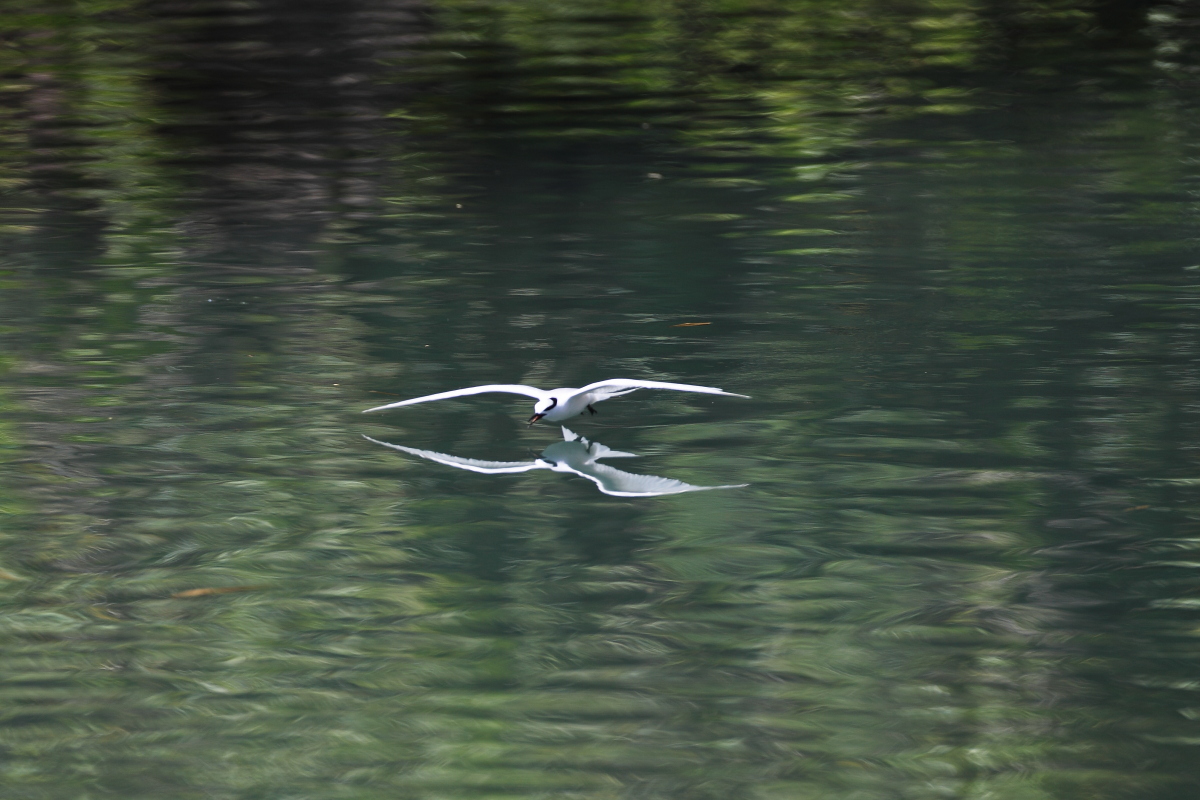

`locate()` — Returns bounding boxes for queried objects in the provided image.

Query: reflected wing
[573,462,748,497]
[585,441,639,461]
[577,378,749,402]
[363,436,543,474]
[561,427,637,460]
[363,384,547,413]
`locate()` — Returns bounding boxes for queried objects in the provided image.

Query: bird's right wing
[574,462,748,497]
[363,384,547,414]
[578,378,749,402]
[363,436,543,474]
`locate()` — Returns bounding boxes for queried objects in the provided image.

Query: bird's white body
[536,387,608,422]
[362,378,748,424]
[364,428,747,497]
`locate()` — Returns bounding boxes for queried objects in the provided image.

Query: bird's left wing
[572,462,748,497]
[363,436,543,474]
[363,384,547,414]
[578,378,749,402]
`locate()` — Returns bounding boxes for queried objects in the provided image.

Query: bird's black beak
[528,413,544,427]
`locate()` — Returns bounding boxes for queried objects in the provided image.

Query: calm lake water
[3,1,1200,798]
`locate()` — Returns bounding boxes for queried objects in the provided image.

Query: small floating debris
[172,586,265,599]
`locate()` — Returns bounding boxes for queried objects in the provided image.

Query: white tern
[362,378,748,425]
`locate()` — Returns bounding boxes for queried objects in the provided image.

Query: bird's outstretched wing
[577,378,749,403]
[574,462,747,497]
[363,384,547,414]
[363,436,543,474]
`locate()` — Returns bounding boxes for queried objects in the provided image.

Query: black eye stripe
[547,398,558,410]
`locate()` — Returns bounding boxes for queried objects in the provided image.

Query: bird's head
[528,396,558,426]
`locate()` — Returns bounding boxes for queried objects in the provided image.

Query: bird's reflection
[364,427,747,497]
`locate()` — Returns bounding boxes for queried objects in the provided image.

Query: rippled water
[3,1,1200,798]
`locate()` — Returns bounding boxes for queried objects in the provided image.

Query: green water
[3,1,1200,798]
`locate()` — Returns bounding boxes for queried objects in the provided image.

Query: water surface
[3,2,1200,798]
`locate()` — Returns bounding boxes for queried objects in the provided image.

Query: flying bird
[362,378,748,425]
[363,428,747,498]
